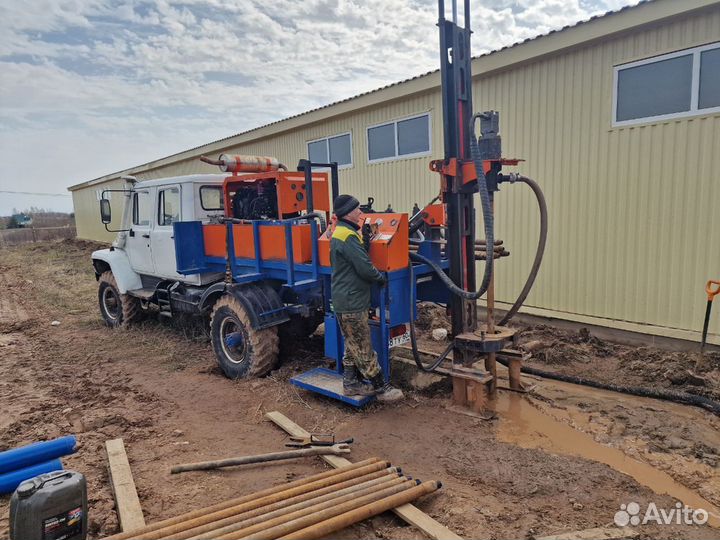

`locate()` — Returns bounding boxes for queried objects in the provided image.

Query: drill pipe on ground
[164,471,401,540]
[170,444,351,474]
[184,475,410,540]
[104,459,387,540]
[222,480,418,540]
[280,480,442,540]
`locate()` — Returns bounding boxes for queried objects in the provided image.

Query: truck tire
[98,271,141,327]
[210,295,279,378]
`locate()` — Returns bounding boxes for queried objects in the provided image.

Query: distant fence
[0,226,76,247]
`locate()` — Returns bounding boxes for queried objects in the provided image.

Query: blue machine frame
[174,217,448,407]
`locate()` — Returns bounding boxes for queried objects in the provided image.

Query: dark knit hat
[333,194,360,218]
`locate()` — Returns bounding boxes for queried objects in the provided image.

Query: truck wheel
[210,295,279,378]
[98,271,141,327]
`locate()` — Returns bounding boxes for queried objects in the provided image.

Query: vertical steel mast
[438,0,478,349]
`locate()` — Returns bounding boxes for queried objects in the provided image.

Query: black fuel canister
[9,470,88,540]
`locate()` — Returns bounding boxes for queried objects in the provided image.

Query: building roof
[68,0,717,191]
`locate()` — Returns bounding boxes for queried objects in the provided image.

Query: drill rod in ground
[223,480,417,540]
[170,444,351,474]
[106,459,387,540]
[280,481,442,540]
[183,475,409,540]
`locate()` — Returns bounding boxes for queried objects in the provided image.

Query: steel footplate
[290,367,375,407]
[454,324,516,353]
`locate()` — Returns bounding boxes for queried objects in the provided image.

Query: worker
[330,194,404,402]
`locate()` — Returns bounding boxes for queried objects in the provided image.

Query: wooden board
[265,411,463,540]
[105,439,146,532]
[537,527,638,540]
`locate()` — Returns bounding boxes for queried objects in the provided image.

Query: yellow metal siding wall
[72,179,126,242]
[71,5,720,341]
[477,7,720,339]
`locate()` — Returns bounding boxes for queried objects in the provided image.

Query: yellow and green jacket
[330,220,385,313]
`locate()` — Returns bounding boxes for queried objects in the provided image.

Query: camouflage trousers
[337,311,381,380]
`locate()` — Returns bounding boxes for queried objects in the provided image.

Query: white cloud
[0,0,638,215]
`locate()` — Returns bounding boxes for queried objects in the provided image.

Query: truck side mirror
[100,199,112,224]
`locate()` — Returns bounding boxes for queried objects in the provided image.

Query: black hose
[469,113,494,298]
[408,262,454,371]
[498,175,548,325]
[410,251,482,300]
[495,356,720,415]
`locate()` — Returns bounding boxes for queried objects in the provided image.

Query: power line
[0,190,71,197]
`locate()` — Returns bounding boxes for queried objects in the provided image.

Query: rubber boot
[343,366,375,396]
[370,374,405,402]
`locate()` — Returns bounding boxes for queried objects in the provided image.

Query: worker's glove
[377,274,387,287]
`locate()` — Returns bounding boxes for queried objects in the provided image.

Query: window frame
[306,131,353,170]
[132,190,152,228]
[612,42,720,127]
[199,185,224,211]
[366,112,432,164]
[157,186,181,227]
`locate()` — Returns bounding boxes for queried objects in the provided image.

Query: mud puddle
[493,390,720,527]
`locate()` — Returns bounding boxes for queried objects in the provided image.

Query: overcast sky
[0,0,638,216]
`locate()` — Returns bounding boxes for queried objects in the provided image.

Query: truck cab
[92,174,227,293]
[120,175,228,284]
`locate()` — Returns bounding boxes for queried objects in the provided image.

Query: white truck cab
[92,174,227,296]
[92,174,227,293]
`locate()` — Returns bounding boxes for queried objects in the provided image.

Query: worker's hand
[377,274,387,287]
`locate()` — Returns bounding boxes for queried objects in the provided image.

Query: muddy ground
[1,239,719,540]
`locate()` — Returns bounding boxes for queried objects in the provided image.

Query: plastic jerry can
[10,470,87,540]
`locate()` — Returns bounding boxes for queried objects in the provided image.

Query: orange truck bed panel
[204,223,315,264]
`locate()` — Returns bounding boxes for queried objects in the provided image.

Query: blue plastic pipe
[0,459,63,494]
[0,436,76,475]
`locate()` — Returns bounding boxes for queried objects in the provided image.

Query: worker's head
[334,194,361,225]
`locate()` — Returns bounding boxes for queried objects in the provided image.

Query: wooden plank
[537,527,638,540]
[265,411,463,540]
[105,439,146,532]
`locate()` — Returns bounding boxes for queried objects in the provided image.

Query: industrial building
[68,0,720,346]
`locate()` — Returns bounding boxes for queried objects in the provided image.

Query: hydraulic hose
[408,262,454,372]
[494,356,720,415]
[498,175,547,325]
[469,113,494,298]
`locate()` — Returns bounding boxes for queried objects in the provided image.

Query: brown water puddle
[493,390,720,528]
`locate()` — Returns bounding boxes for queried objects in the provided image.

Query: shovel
[700,280,720,353]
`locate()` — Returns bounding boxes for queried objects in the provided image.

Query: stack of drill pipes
[153,467,407,540]
[177,473,409,540]
[280,481,441,540]
[103,458,387,540]
[224,480,440,540]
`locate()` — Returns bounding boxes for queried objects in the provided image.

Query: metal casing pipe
[225,479,417,540]
[280,481,442,540]
[118,460,390,540]
[184,474,407,540]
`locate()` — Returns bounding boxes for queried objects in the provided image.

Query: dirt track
[1,240,719,540]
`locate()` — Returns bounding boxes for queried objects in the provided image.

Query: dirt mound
[516,325,720,400]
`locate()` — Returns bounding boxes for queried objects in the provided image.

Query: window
[132,191,151,227]
[158,188,180,226]
[200,185,223,210]
[367,113,431,163]
[307,132,352,168]
[613,42,720,126]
